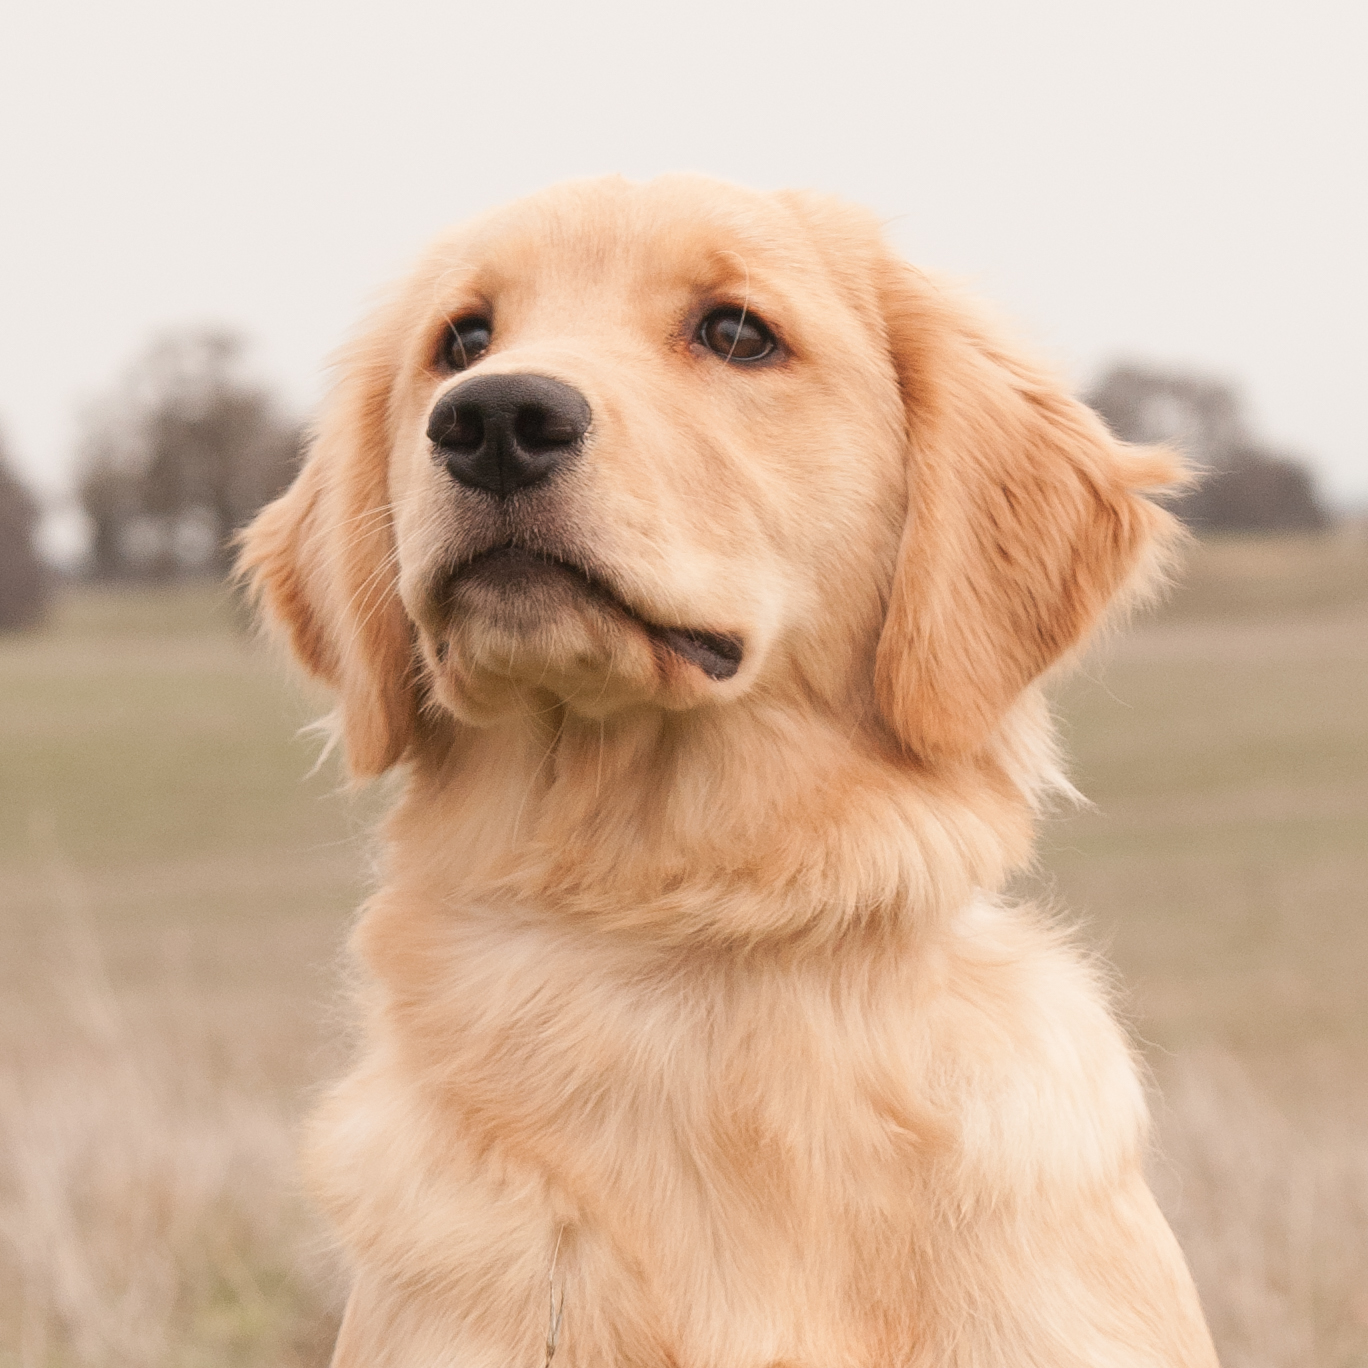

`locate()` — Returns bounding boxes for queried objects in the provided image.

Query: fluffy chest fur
[309,872,1187,1368]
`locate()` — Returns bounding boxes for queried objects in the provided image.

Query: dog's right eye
[440,317,492,372]
[698,307,776,363]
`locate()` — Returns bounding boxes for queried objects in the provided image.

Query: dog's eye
[698,308,776,363]
[441,317,493,371]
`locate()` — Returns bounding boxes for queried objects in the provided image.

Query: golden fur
[240,175,1218,1367]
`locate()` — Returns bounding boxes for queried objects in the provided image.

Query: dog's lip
[444,544,744,682]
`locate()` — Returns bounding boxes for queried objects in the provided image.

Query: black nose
[427,374,591,498]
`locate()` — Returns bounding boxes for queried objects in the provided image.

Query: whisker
[722,251,752,364]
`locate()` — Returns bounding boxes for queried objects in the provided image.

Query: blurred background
[2,2,1365,1365]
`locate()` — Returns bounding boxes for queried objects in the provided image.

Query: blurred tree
[78,330,302,578]
[0,431,49,630]
[1087,365,1327,533]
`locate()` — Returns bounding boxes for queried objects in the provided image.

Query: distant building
[1086,365,1326,533]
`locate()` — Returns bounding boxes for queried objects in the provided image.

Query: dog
[240,175,1218,1367]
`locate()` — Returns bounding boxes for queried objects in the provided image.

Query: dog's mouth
[443,544,744,682]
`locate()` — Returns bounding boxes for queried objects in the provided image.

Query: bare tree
[1087,365,1326,533]
[0,431,49,630]
[78,330,302,578]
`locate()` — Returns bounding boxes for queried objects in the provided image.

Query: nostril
[513,403,578,453]
[431,403,483,454]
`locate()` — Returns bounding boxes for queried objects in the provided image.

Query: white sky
[2,0,1365,555]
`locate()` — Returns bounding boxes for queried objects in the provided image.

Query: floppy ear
[237,324,418,779]
[873,258,1182,759]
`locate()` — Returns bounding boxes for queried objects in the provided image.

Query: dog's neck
[379,685,1057,948]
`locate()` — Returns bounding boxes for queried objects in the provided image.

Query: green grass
[1,583,358,869]
[1036,533,1368,1060]
[2,533,1367,1367]
[0,582,384,1067]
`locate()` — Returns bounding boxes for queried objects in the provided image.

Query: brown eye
[698,308,775,362]
[441,316,492,371]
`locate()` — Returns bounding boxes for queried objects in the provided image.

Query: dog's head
[240,176,1177,779]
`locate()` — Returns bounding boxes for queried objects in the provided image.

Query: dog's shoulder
[925,898,1150,1191]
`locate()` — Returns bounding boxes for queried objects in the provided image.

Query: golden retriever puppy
[241,175,1218,1368]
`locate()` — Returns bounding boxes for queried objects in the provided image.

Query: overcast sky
[2,0,1364,555]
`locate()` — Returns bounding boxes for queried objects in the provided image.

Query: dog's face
[383,178,906,724]
[242,176,1177,778]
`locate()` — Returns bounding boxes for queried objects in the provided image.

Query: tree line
[1086,365,1326,532]
[0,449,47,630]
[77,330,303,580]
[1,329,300,630]
[0,341,1341,632]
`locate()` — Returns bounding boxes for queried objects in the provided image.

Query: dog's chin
[421,546,744,724]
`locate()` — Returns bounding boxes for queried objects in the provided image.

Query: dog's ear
[237,323,418,779]
[873,258,1181,760]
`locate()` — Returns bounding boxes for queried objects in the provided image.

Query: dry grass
[1152,1051,1368,1368]
[0,927,342,1368]
[0,587,357,1367]
[1,533,1366,1365]
[1038,528,1368,1365]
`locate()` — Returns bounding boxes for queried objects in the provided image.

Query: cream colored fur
[240,175,1219,1367]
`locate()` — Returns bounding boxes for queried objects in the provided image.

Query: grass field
[2,532,1367,1367]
